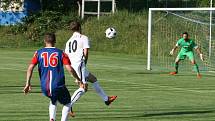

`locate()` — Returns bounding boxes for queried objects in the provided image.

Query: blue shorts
[49,86,71,105]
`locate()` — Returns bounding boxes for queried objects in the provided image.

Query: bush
[81,10,148,55]
[1,10,80,48]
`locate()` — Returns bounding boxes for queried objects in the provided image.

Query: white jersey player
[65,21,117,116]
[65,31,90,84]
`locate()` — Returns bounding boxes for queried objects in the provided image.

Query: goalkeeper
[169,32,204,78]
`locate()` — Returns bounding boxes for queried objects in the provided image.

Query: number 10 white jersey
[65,32,90,64]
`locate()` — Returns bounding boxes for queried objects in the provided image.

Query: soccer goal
[147,8,215,72]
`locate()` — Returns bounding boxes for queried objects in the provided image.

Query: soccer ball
[105,27,117,39]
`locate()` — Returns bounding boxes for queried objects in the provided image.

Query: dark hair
[70,21,81,32]
[44,33,56,44]
[182,32,189,36]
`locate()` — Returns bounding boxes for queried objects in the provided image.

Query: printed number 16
[41,52,58,67]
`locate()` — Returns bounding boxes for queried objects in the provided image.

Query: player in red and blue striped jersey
[31,47,70,97]
[23,33,81,121]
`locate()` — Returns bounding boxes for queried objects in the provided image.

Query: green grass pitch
[0,49,215,121]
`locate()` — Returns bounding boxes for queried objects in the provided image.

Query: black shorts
[50,86,71,105]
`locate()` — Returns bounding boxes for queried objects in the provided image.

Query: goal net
[147,8,215,73]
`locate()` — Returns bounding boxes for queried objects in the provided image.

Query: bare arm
[195,47,204,61]
[170,45,178,55]
[172,46,178,52]
[195,47,202,55]
[83,48,89,65]
[65,65,88,91]
[64,65,81,82]
[23,64,36,94]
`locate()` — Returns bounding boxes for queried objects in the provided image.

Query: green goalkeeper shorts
[176,51,194,61]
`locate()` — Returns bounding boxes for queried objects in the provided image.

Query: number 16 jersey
[31,47,71,97]
[65,32,90,64]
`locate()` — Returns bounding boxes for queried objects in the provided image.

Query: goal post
[147,8,215,71]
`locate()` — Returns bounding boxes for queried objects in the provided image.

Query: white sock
[61,103,71,121]
[92,81,108,101]
[49,102,57,121]
[71,88,85,106]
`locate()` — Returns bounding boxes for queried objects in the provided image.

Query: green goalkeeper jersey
[176,38,198,52]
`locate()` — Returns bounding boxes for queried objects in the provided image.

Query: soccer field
[0,49,215,121]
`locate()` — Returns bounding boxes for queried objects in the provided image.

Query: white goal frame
[147,7,215,70]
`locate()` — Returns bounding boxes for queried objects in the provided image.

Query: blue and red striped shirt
[31,47,71,97]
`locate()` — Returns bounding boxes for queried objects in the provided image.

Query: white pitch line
[88,63,145,70]
[102,79,215,94]
[0,67,26,72]
[1,67,215,94]
[0,56,29,60]
[142,83,203,93]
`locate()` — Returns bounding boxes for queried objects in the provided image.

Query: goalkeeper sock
[92,81,108,101]
[49,102,57,121]
[175,63,179,73]
[193,64,200,73]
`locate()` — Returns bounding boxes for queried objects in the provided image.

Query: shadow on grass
[0,84,83,94]
[167,74,215,78]
[135,71,215,78]
[67,109,215,119]
[0,109,214,120]
[135,71,170,75]
[142,110,214,117]
[0,84,76,88]
[84,110,213,119]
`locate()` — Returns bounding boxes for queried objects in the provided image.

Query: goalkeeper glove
[200,53,204,61]
[169,49,174,56]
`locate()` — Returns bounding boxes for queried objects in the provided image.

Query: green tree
[196,0,214,7]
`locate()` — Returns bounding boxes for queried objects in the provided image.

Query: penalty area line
[1,67,215,94]
[103,78,214,94]
[0,67,26,72]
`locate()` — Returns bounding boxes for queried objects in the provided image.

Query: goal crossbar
[149,8,215,11]
[147,7,215,70]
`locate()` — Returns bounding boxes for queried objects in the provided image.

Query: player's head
[182,32,189,40]
[44,33,56,46]
[70,21,81,32]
